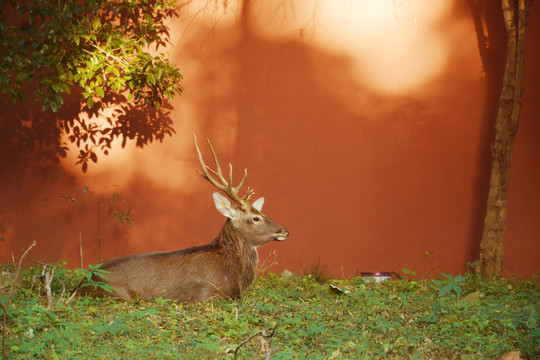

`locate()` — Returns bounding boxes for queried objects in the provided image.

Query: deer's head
[212,191,288,246]
[194,134,289,247]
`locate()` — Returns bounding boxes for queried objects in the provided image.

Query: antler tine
[238,169,255,202]
[194,134,227,190]
[205,137,226,184]
[239,172,255,206]
[193,133,254,207]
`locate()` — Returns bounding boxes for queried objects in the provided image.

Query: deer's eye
[253,216,261,223]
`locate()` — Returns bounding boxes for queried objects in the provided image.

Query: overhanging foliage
[0,0,184,172]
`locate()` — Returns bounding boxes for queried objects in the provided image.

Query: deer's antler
[194,134,254,209]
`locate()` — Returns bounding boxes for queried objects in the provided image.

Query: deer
[78,134,289,303]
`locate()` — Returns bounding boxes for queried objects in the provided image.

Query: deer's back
[86,245,245,302]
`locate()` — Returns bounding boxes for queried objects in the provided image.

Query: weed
[302,257,332,284]
[2,264,539,359]
[433,273,466,299]
[79,263,114,293]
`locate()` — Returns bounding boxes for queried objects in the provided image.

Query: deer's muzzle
[273,229,290,241]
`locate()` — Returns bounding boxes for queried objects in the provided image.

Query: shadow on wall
[177,3,491,276]
[0,86,177,265]
[0,87,175,178]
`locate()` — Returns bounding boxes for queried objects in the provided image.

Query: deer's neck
[214,219,258,290]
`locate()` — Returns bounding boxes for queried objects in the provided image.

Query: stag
[79,135,289,302]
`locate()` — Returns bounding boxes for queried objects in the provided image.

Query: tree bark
[465,0,506,266]
[477,0,533,279]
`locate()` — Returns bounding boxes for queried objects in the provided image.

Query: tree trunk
[477,0,533,279]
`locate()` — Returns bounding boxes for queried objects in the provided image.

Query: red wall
[1,1,539,277]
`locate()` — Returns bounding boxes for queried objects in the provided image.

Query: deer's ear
[252,197,264,212]
[213,192,236,218]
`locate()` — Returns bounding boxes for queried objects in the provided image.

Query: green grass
[1,265,538,359]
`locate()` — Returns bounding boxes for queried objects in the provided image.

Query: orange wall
[1,1,539,277]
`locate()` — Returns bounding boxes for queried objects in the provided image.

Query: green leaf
[95,86,104,97]
[458,292,481,306]
[129,309,157,320]
[92,17,101,31]
[86,97,94,109]
[439,284,453,297]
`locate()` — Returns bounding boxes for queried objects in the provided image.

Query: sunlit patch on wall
[59,107,137,186]
[252,0,453,95]
[355,28,448,95]
[60,101,213,193]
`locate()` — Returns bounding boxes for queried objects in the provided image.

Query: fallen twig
[227,326,277,359]
[259,336,280,360]
[66,284,80,304]
[265,346,280,360]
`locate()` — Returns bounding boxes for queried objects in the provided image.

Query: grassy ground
[1,264,538,359]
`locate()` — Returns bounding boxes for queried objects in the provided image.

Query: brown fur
[79,206,288,303]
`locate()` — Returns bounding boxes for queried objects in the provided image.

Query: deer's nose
[273,228,289,241]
